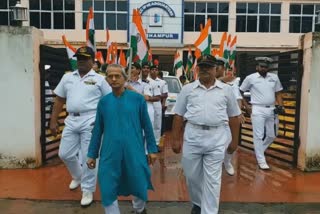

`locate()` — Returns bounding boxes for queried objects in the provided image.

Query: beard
[258,71,267,77]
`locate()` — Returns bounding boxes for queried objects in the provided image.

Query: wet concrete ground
[1,147,320,203]
[2,199,320,214]
[1,133,320,213]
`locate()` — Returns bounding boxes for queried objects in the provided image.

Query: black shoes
[191,204,201,214]
[134,208,147,214]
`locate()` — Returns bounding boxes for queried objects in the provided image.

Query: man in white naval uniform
[215,56,243,176]
[50,46,111,206]
[148,65,167,147]
[240,57,284,170]
[127,62,161,155]
[171,55,241,214]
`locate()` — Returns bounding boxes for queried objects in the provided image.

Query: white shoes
[81,191,93,206]
[69,179,81,190]
[224,163,235,176]
[258,162,270,170]
[224,153,235,176]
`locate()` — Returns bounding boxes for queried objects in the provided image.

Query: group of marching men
[49,45,284,214]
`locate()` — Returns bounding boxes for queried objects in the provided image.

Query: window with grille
[236,2,281,33]
[289,4,320,33]
[29,0,75,29]
[0,0,18,26]
[184,1,229,32]
[82,0,128,30]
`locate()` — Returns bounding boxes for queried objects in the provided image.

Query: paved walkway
[1,148,320,203]
[2,199,320,214]
[2,132,320,213]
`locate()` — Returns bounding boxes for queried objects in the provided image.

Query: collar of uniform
[147,77,154,82]
[155,77,161,81]
[256,72,271,78]
[129,79,142,84]
[73,69,96,77]
[193,79,223,90]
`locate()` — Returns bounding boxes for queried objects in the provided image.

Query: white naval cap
[215,56,228,66]
[255,57,273,67]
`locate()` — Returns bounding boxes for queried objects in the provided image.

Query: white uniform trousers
[104,197,145,214]
[147,102,155,127]
[153,105,162,145]
[58,114,97,192]
[182,123,231,214]
[251,105,277,164]
[223,152,233,167]
[145,103,155,155]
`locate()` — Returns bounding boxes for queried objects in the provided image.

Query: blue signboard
[147,33,179,39]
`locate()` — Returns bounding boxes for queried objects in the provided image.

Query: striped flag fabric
[105,28,111,63]
[173,51,183,70]
[130,9,148,63]
[211,48,220,57]
[219,32,227,57]
[194,48,202,59]
[106,28,111,49]
[95,51,105,65]
[86,7,96,52]
[118,48,127,67]
[194,19,212,55]
[223,34,231,61]
[111,42,118,64]
[62,35,77,71]
[229,36,237,68]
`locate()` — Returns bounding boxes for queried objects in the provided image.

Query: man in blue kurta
[87,64,158,214]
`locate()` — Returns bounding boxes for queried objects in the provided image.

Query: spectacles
[106,74,122,80]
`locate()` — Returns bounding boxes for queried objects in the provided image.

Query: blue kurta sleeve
[87,99,104,159]
[140,98,158,154]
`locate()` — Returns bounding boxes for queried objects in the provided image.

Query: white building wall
[298,32,320,171]
[0,26,43,168]
[23,0,318,51]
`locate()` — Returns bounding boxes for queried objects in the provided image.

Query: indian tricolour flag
[86,7,96,52]
[223,34,232,68]
[219,32,227,57]
[62,35,77,71]
[174,51,183,70]
[105,28,112,63]
[194,19,212,55]
[229,36,237,68]
[130,9,148,62]
[118,48,127,67]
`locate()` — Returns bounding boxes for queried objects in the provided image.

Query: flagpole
[128,47,133,80]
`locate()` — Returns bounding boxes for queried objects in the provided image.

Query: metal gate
[40,45,71,163]
[238,50,303,166]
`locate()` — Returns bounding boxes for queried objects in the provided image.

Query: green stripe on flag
[70,59,77,71]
